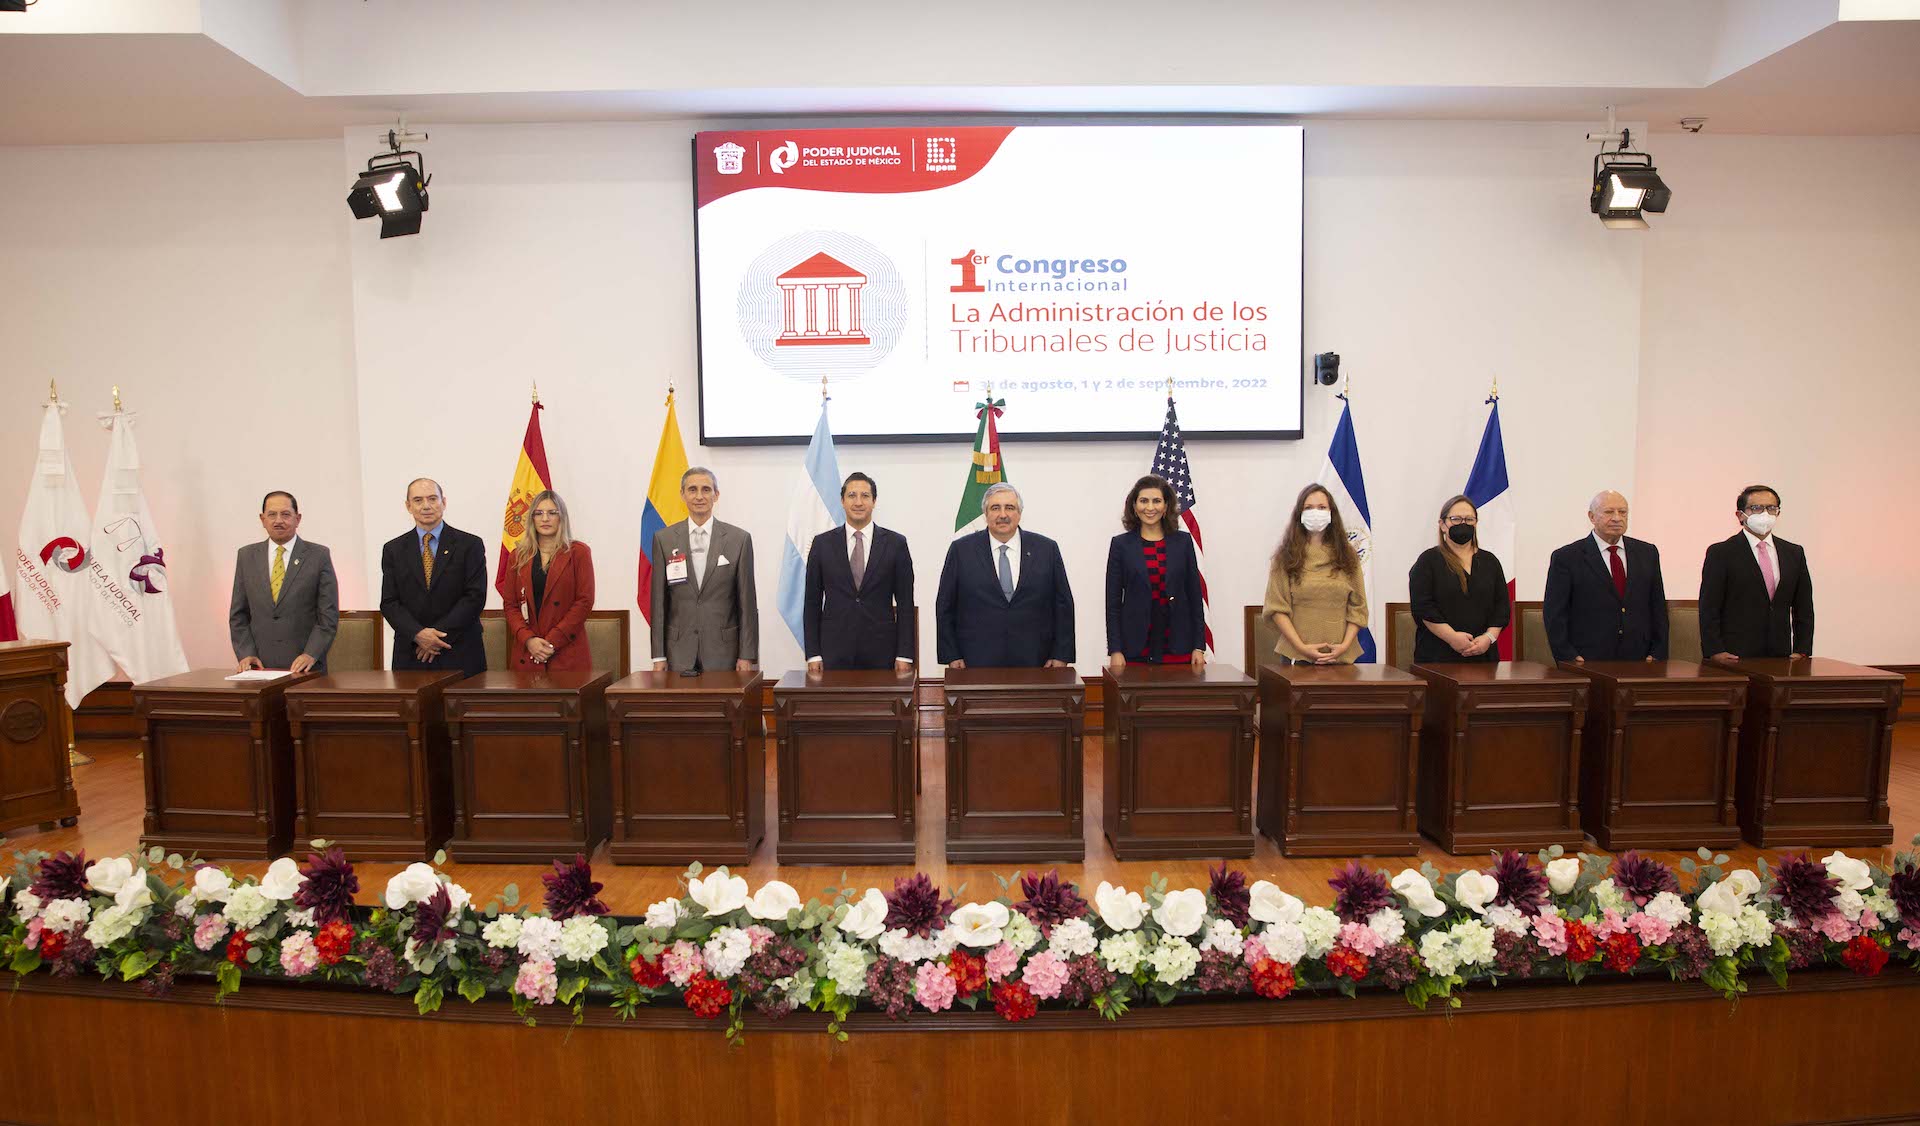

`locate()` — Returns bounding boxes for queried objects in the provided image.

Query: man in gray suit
[649,466,758,674]
[230,490,339,673]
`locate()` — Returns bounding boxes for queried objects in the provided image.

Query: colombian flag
[637,391,690,624]
[495,399,552,598]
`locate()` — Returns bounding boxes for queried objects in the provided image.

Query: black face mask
[1447,524,1476,546]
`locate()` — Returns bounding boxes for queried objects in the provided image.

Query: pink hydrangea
[1021,950,1070,1000]
[661,939,704,986]
[23,918,44,950]
[745,925,775,953]
[984,941,1020,982]
[279,931,320,978]
[1532,911,1569,957]
[914,959,957,1012]
[1898,927,1920,952]
[1857,911,1882,933]
[1592,908,1628,941]
[1815,911,1856,944]
[1337,922,1385,957]
[1625,911,1674,947]
[193,913,231,952]
[514,956,559,1005]
[1241,939,1269,968]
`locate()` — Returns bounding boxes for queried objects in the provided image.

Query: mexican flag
[952,395,1008,533]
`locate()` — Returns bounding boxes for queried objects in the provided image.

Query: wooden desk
[286,671,465,861]
[1707,657,1903,848]
[444,669,614,863]
[942,667,1085,863]
[1256,663,1425,856]
[0,640,79,836]
[1101,663,1256,859]
[135,669,314,859]
[605,671,764,865]
[1414,661,1588,854]
[772,669,916,865]
[1564,660,1746,850]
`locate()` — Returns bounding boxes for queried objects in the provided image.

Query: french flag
[1464,395,1517,660]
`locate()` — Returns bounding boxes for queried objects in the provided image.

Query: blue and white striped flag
[1316,396,1378,663]
[776,401,844,645]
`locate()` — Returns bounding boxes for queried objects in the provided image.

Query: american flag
[1150,395,1213,651]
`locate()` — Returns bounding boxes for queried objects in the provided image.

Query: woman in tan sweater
[1263,483,1369,664]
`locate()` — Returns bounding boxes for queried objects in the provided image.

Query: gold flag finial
[1166,375,1174,396]
[112,385,122,411]
[821,374,829,402]
[48,379,58,404]
[531,380,540,405]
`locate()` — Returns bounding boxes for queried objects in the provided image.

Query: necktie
[997,543,1014,601]
[270,544,286,601]
[1607,544,1626,600]
[1756,539,1777,600]
[691,528,706,588]
[421,534,435,587]
[850,528,866,589]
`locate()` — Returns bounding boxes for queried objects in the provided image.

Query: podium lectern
[773,669,917,864]
[0,640,80,837]
[943,667,1085,863]
[1257,663,1425,856]
[1102,663,1256,859]
[605,671,764,865]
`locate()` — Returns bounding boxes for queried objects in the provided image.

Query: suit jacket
[503,542,597,673]
[935,529,1075,667]
[1104,531,1204,659]
[649,519,758,673]
[1699,532,1813,658]
[380,524,489,675]
[804,524,914,670]
[229,539,339,670]
[1542,535,1668,661]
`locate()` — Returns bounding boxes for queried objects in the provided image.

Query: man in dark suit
[230,490,339,673]
[380,477,488,675]
[649,466,758,674]
[1699,483,1813,660]
[805,472,914,672]
[1542,489,1668,663]
[935,483,1075,668]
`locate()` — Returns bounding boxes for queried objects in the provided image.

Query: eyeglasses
[1444,516,1478,526]
[1742,504,1782,516]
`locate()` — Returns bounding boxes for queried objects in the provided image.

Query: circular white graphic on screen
[736,230,906,383]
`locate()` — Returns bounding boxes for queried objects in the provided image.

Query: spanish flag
[636,390,690,624]
[495,399,552,598]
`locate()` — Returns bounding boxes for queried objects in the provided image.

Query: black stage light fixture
[1585,109,1672,231]
[0,1,31,12]
[348,125,431,238]
[1312,352,1341,386]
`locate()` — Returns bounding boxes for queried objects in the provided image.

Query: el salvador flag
[1316,397,1378,663]
[776,402,845,646]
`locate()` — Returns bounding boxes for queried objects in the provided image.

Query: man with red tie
[1542,489,1669,663]
[1699,484,1813,661]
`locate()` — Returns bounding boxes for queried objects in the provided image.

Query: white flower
[1832,888,1866,923]
[1737,904,1773,949]
[1643,892,1691,927]
[948,901,1011,948]
[173,896,195,920]
[1048,917,1097,959]
[1198,918,1245,956]
[1483,904,1529,936]
[1152,888,1208,937]
[745,880,801,922]
[1099,932,1147,974]
[113,872,153,915]
[285,908,316,929]
[687,868,750,917]
[704,926,754,979]
[1695,876,1748,917]
[1453,870,1499,915]
[1699,911,1742,957]
[644,898,687,931]
[84,904,138,947]
[558,916,610,962]
[1546,857,1582,895]
[383,862,439,910]
[14,889,44,924]
[403,936,454,974]
[42,897,88,934]
[222,884,273,929]
[1391,870,1446,918]
[1260,923,1307,965]
[837,888,887,941]
[192,866,232,904]
[1591,878,1632,916]
[1003,912,1040,953]
[1724,869,1761,901]
[84,856,134,895]
[878,927,942,963]
[444,882,471,920]
[1093,882,1145,931]
[1147,935,1200,984]
[1248,880,1305,925]
[1821,851,1873,894]
[259,857,307,901]
[483,914,524,949]
[1300,907,1341,958]
[1866,889,1900,923]
[821,940,869,996]
[778,971,815,1008]
[516,915,564,961]
[1419,930,1460,976]
[1451,920,1495,968]
[1367,907,1408,944]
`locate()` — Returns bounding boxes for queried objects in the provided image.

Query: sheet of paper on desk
[224,670,292,682]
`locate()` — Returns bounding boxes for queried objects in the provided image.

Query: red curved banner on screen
[695,127,1015,209]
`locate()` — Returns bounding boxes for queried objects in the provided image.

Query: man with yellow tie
[230,490,339,673]
[381,477,489,675]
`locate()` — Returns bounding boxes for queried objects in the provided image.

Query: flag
[13,393,111,707]
[82,405,189,696]
[776,400,844,646]
[0,559,15,642]
[1316,395,1377,662]
[1149,394,1214,652]
[953,395,1008,533]
[1464,394,1517,660]
[495,398,552,598]
[636,390,690,625]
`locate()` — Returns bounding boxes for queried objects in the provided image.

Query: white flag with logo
[82,407,188,694]
[13,396,113,707]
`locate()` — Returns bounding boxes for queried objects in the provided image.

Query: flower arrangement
[6,838,1918,1038]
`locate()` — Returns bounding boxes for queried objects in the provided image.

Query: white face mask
[1745,512,1776,536]
[1300,509,1333,533]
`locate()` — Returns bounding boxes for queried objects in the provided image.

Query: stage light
[1585,107,1672,230]
[348,123,431,239]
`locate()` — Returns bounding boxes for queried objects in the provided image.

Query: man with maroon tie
[1543,489,1669,663]
[1699,484,1813,661]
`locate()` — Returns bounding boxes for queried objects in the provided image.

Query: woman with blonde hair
[1263,483,1368,664]
[1407,493,1508,664]
[504,489,597,672]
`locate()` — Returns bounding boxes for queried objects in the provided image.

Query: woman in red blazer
[504,490,597,673]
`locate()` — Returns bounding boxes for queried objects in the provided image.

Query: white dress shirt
[988,529,1021,592]
[1592,531,1625,580]
[688,517,714,588]
[266,534,301,557]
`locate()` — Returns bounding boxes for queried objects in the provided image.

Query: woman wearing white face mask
[1263,484,1369,665]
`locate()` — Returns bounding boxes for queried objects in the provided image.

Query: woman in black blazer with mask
[1105,475,1207,669]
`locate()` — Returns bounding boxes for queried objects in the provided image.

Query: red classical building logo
[774,252,872,347]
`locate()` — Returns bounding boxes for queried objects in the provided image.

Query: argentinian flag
[776,402,845,645]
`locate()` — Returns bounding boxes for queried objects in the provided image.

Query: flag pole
[531,380,540,405]
[71,383,117,767]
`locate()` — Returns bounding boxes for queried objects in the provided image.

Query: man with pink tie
[1699,484,1814,661]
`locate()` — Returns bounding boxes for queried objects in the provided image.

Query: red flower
[1841,935,1889,977]
[1565,920,1598,963]
[947,948,989,996]
[991,979,1037,1022]
[226,930,251,966]
[1326,946,1371,982]
[314,920,354,967]
[1249,958,1296,1000]
[629,954,667,989]
[39,930,68,960]
[683,973,733,1018]
[1601,931,1641,973]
